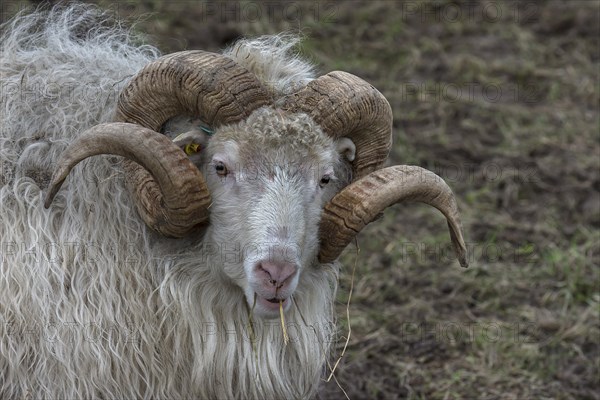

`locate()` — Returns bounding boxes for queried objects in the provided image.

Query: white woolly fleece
[0,4,339,399]
[224,33,316,98]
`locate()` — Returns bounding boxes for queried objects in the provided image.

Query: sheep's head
[44,50,468,318]
[203,108,342,315]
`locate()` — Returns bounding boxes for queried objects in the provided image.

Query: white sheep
[0,5,468,398]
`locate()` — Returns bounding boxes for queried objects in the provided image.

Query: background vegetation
[2,1,598,398]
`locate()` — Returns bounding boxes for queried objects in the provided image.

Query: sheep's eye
[319,175,331,187]
[215,162,228,177]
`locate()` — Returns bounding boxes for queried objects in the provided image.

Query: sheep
[0,5,468,399]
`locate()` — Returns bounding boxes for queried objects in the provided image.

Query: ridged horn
[115,51,270,130]
[318,165,468,267]
[44,123,209,236]
[45,51,271,237]
[280,71,466,266]
[280,71,392,180]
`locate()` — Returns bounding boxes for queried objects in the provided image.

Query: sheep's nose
[257,261,297,288]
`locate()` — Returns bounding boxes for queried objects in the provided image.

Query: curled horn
[282,71,468,266]
[280,71,392,180]
[45,51,271,237]
[318,166,468,266]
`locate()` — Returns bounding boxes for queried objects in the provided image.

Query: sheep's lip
[256,295,289,311]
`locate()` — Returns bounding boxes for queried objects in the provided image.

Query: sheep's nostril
[257,261,297,288]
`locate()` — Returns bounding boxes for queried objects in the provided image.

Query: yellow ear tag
[184,143,202,155]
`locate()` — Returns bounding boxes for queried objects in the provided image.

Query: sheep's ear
[336,137,356,162]
[165,116,212,153]
[173,130,209,151]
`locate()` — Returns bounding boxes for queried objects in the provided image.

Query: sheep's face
[203,107,345,318]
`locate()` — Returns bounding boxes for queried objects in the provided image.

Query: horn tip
[43,177,64,209]
[454,242,469,268]
[43,194,53,209]
[43,189,56,209]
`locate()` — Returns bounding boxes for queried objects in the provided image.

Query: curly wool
[0,5,338,399]
[216,107,334,166]
[224,33,315,98]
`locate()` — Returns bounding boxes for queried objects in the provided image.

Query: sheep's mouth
[263,297,288,306]
[254,294,291,315]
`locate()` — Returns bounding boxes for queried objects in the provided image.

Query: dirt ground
[2,1,599,399]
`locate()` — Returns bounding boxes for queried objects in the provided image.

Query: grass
[2,0,598,398]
